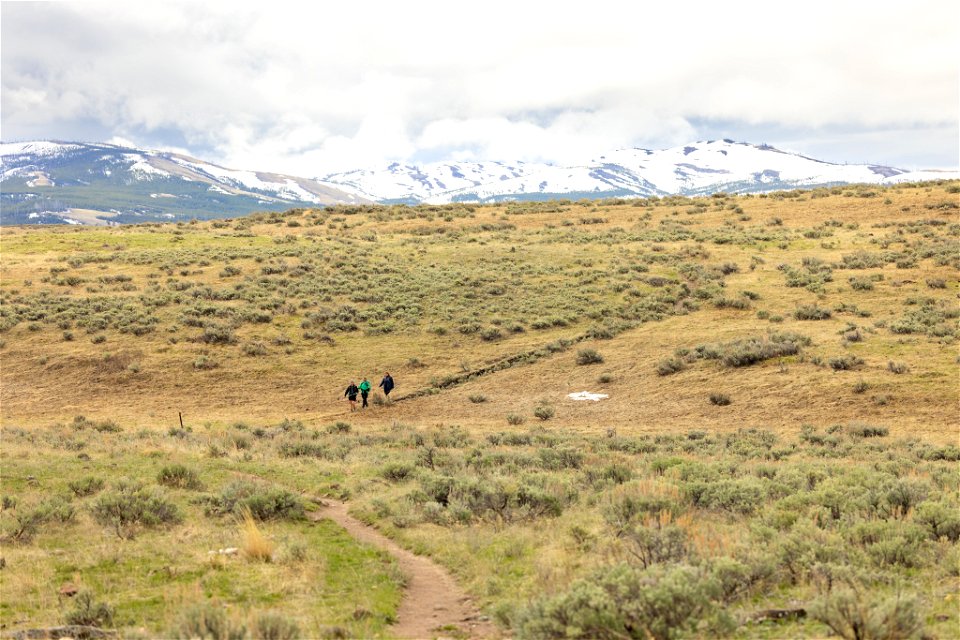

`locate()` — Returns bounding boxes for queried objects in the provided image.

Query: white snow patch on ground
[567,391,609,402]
[1,167,28,180]
[172,158,322,203]
[0,141,80,157]
[883,170,960,183]
[127,156,170,178]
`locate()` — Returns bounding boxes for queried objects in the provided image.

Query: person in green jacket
[358,377,372,408]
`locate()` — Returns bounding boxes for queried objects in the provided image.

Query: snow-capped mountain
[2,139,955,225]
[0,141,366,225]
[318,140,957,204]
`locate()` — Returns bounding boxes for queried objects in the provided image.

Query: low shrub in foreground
[157,464,204,490]
[6,497,76,543]
[170,603,300,640]
[91,482,182,538]
[64,591,114,628]
[200,480,303,521]
[516,563,728,640]
[811,587,921,640]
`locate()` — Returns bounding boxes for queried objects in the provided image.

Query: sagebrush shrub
[602,482,683,534]
[157,464,203,490]
[576,348,604,365]
[713,296,750,310]
[829,355,864,371]
[695,332,810,368]
[686,478,766,514]
[846,423,888,438]
[533,404,555,421]
[277,441,329,458]
[8,497,75,542]
[254,613,300,640]
[91,483,182,538]
[811,588,921,640]
[887,361,909,375]
[69,476,105,497]
[199,324,236,344]
[326,421,351,434]
[656,357,686,376]
[794,305,832,320]
[380,463,414,482]
[193,355,218,370]
[170,603,246,640]
[914,501,960,542]
[242,341,268,356]
[65,591,114,628]
[201,480,303,521]
[621,525,691,569]
[536,447,582,470]
[516,563,720,640]
[709,393,731,406]
[480,327,502,342]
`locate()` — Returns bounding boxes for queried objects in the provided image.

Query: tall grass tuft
[240,507,274,562]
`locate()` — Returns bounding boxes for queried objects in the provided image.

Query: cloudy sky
[2,1,958,176]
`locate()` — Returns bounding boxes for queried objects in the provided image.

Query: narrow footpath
[310,499,499,640]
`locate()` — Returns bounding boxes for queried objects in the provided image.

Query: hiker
[379,372,394,398]
[344,380,359,412]
[359,377,372,408]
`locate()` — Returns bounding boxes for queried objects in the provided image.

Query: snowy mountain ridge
[0,141,365,224]
[1,139,955,224]
[317,139,957,204]
[1,140,364,205]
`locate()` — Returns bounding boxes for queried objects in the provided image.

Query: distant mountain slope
[0,141,366,225]
[2,139,955,224]
[318,140,957,204]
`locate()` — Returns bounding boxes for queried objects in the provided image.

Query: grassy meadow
[1,181,958,638]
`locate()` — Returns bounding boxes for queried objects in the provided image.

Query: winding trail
[309,499,498,640]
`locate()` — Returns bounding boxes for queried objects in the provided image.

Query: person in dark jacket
[344,381,359,412]
[378,373,394,399]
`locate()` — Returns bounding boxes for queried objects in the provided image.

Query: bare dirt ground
[310,499,499,640]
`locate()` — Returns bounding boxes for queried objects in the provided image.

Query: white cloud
[2,0,957,174]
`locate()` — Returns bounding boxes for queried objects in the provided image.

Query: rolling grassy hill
[1,180,957,638]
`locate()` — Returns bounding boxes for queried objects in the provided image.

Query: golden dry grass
[1,182,957,444]
[239,507,275,562]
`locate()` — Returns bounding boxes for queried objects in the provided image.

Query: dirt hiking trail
[310,499,499,640]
